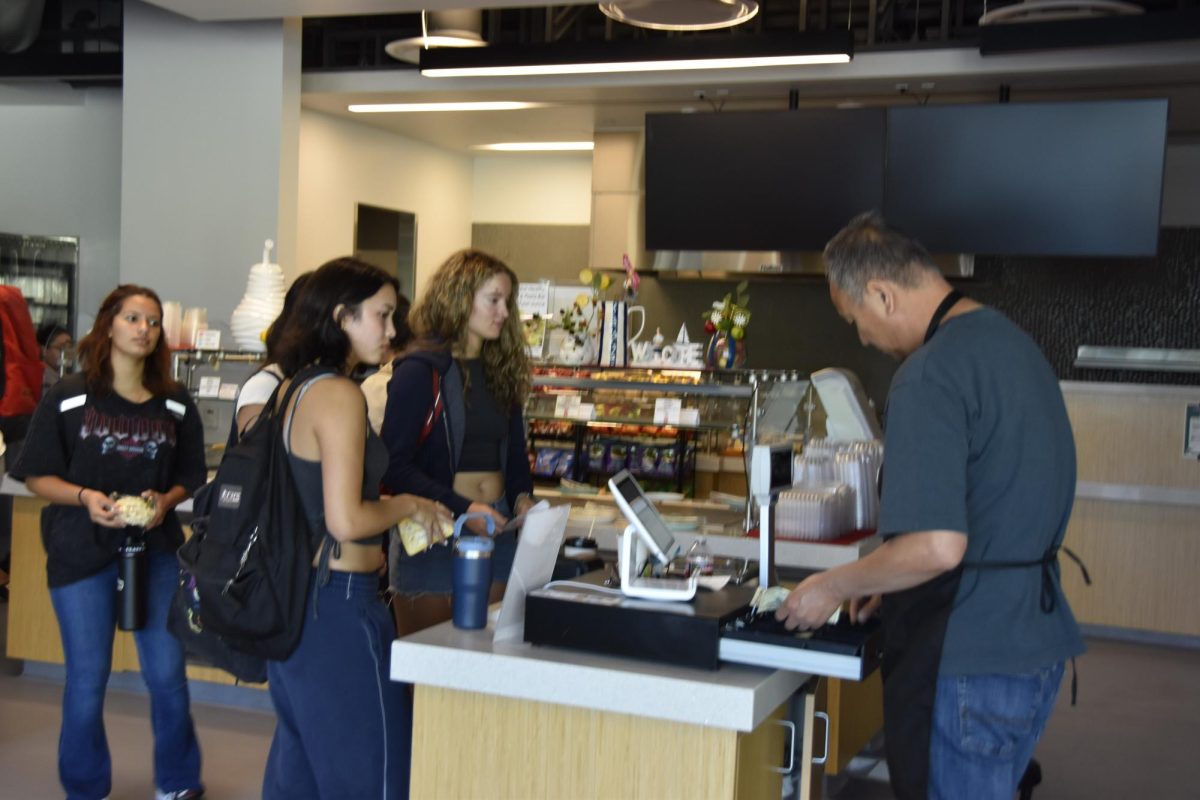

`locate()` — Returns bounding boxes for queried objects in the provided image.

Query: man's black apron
[877,290,1089,800]
[878,289,1075,800]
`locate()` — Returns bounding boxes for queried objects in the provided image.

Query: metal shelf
[532,375,756,398]
[527,412,729,431]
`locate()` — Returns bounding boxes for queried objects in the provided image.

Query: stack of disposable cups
[229,239,285,352]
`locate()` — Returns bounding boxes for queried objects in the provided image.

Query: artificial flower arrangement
[702,281,751,340]
[700,281,751,369]
[554,255,640,346]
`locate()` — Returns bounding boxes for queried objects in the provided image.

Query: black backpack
[171,365,333,674]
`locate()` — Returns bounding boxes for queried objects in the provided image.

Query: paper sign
[679,408,700,427]
[554,394,582,417]
[1185,403,1200,459]
[654,398,682,425]
[217,382,240,401]
[197,376,221,398]
[194,329,221,350]
[522,315,547,359]
[517,280,551,317]
[568,403,595,421]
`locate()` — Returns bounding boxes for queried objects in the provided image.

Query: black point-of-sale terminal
[524,462,882,678]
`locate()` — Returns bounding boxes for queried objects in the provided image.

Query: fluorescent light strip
[349,101,541,113]
[423,53,849,78]
[475,142,595,152]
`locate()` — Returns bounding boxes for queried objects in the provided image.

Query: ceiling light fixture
[349,101,542,113]
[474,142,595,152]
[420,33,853,78]
[978,0,1141,25]
[384,10,488,65]
[598,0,759,32]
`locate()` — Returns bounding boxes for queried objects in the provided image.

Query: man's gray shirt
[878,306,1086,676]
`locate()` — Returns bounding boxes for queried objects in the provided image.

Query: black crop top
[458,359,507,472]
[285,374,387,547]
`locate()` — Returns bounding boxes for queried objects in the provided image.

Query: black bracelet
[77,487,86,506]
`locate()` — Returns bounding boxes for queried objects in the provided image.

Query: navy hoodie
[380,348,532,516]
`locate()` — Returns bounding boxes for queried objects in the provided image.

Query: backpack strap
[417,368,443,448]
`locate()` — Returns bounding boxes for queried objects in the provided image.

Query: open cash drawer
[525,571,883,679]
[719,609,884,681]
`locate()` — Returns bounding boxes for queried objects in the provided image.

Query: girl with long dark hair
[260,257,451,799]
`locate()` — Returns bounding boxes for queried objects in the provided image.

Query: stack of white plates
[230,255,286,352]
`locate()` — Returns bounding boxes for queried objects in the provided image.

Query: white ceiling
[142,1,1200,152]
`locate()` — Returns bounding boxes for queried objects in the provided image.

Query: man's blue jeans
[49,548,202,800]
[929,662,1065,800]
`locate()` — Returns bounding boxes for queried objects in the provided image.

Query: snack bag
[113,494,156,527]
[397,517,456,557]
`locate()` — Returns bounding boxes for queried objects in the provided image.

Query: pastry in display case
[524,366,809,505]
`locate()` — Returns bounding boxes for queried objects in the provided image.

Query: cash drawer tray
[719,614,883,681]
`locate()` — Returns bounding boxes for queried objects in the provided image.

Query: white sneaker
[154,790,204,800]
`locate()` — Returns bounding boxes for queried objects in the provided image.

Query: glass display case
[0,232,78,332]
[171,349,266,467]
[524,366,810,500]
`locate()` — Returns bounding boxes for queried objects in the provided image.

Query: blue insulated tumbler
[452,513,496,630]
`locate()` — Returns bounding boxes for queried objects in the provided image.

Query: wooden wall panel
[1062,500,1200,636]
[1064,386,1200,488]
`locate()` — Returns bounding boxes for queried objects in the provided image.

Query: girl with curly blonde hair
[381,249,536,634]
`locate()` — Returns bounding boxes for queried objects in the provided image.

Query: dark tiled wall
[972,227,1200,386]
[632,227,1200,407]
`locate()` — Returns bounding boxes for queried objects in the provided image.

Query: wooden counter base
[410,685,787,800]
[6,495,245,686]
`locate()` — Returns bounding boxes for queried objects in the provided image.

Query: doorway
[354,204,416,301]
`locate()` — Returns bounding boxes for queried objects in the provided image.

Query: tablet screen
[611,471,676,564]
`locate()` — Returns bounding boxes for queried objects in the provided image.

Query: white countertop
[391,617,809,733]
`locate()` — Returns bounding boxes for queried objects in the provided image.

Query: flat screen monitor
[645,109,886,251]
[884,99,1168,256]
[608,470,676,565]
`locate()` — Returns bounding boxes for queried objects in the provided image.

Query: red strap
[417,370,443,448]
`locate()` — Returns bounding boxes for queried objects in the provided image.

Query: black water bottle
[117,532,147,631]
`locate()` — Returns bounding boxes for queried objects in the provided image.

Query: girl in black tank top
[257,258,452,800]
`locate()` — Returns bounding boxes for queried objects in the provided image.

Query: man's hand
[775,572,844,631]
[850,593,882,624]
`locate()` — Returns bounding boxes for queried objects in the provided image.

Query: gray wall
[119,0,298,338]
[0,84,122,335]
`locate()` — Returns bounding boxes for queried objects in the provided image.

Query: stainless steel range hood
[650,250,975,278]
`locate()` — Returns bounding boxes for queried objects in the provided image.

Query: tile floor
[2,601,1199,800]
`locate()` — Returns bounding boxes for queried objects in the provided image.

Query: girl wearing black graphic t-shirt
[13,285,206,800]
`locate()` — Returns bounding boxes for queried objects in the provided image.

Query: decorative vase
[705,332,746,370]
[558,336,593,366]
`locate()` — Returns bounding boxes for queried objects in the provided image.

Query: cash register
[524,377,883,679]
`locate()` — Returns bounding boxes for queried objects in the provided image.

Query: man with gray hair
[776,211,1085,799]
